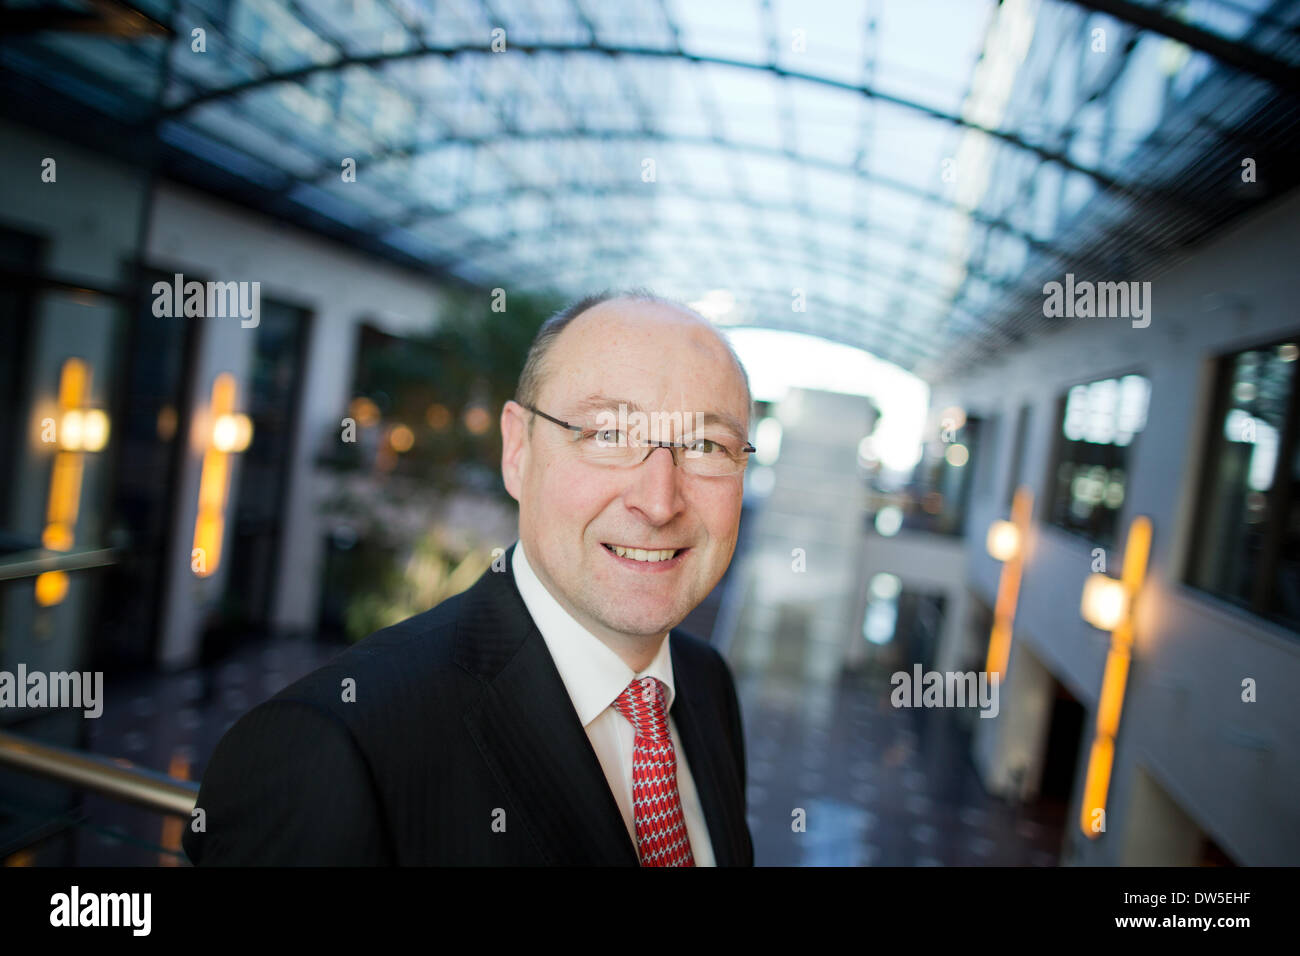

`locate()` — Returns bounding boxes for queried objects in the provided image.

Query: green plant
[343,525,495,642]
[319,288,554,640]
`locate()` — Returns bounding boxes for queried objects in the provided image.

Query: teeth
[610,545,678,562]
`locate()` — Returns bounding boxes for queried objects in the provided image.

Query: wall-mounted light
[1079,514,1152,840]
[37,358,110,608]
[1081,573,1127,632]
[985,519,1021,563]
[192,373,253,579]
[984,486,1033,679]
[58,408,110,453]
[211,412,252,453]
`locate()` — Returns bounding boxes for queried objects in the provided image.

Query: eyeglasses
[520,403,755,478]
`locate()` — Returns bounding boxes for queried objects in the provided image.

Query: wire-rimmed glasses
[520,403,755,478]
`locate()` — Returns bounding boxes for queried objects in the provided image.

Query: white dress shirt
[511,539,715,866]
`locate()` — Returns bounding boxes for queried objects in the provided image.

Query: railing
[0,731,197,817]
[0,546,117,582]
[0,543,196,861]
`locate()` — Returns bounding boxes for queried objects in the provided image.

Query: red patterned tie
[611,676,696,867]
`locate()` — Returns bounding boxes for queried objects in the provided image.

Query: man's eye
[688,438,730,455]
[587,428,622,444]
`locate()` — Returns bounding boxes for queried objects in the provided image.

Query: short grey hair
[514,288,753,434]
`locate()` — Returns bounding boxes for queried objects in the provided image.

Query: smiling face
[501,298,751,659]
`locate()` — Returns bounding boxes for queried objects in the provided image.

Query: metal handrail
[0,547,116,582]
[0,730,197,818]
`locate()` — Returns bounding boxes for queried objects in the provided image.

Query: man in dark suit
[184,291,755,865]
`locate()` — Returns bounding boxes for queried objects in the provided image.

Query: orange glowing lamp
[192,374,253,578]
[1079,514,1151,839]
[986,520,1021,562]
[37,358,110,607]
[984,486,1033,680]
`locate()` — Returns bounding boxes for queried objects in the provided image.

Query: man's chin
[593,605,688,641]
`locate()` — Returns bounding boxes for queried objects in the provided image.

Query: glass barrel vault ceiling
[3,0,1300,380]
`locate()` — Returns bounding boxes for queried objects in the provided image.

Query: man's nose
[624,444,686,525]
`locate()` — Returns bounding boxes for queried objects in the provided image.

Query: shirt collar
[511,539,676,727]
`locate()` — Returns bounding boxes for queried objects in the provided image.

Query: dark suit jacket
[183,542,753,865]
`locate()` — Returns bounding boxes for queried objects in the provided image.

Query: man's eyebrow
[567,395,748,440]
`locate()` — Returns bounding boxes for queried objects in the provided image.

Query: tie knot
[612,677,670,741]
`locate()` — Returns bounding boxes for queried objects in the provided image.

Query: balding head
[515,290,753,433]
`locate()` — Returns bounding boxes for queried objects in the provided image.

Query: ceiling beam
[1065,0,1300,96]
[161,40,1133,192]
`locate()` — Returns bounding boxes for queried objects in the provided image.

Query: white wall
[939,188,1300,865]
[145,183,450,666]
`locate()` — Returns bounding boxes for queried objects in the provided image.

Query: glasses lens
[681,456,743,477]
[680,436,747,476]
[575,430,642,465]
[571,427,748,475]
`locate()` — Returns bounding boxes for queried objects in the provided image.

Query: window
[1187,337,1300,632]
[973,412,1001,502]
[1045,374,1150,549]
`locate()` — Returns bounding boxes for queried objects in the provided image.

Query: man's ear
[500,400,529,501]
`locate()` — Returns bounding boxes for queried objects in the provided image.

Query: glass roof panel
[5,0,1296,379]
[871,0,994,115]
[670,0,767,63]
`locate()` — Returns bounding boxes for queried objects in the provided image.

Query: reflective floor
[737,672,1065,866]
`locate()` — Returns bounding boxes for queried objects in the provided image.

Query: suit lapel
[670,634,747,866]
[457,546,638,865]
